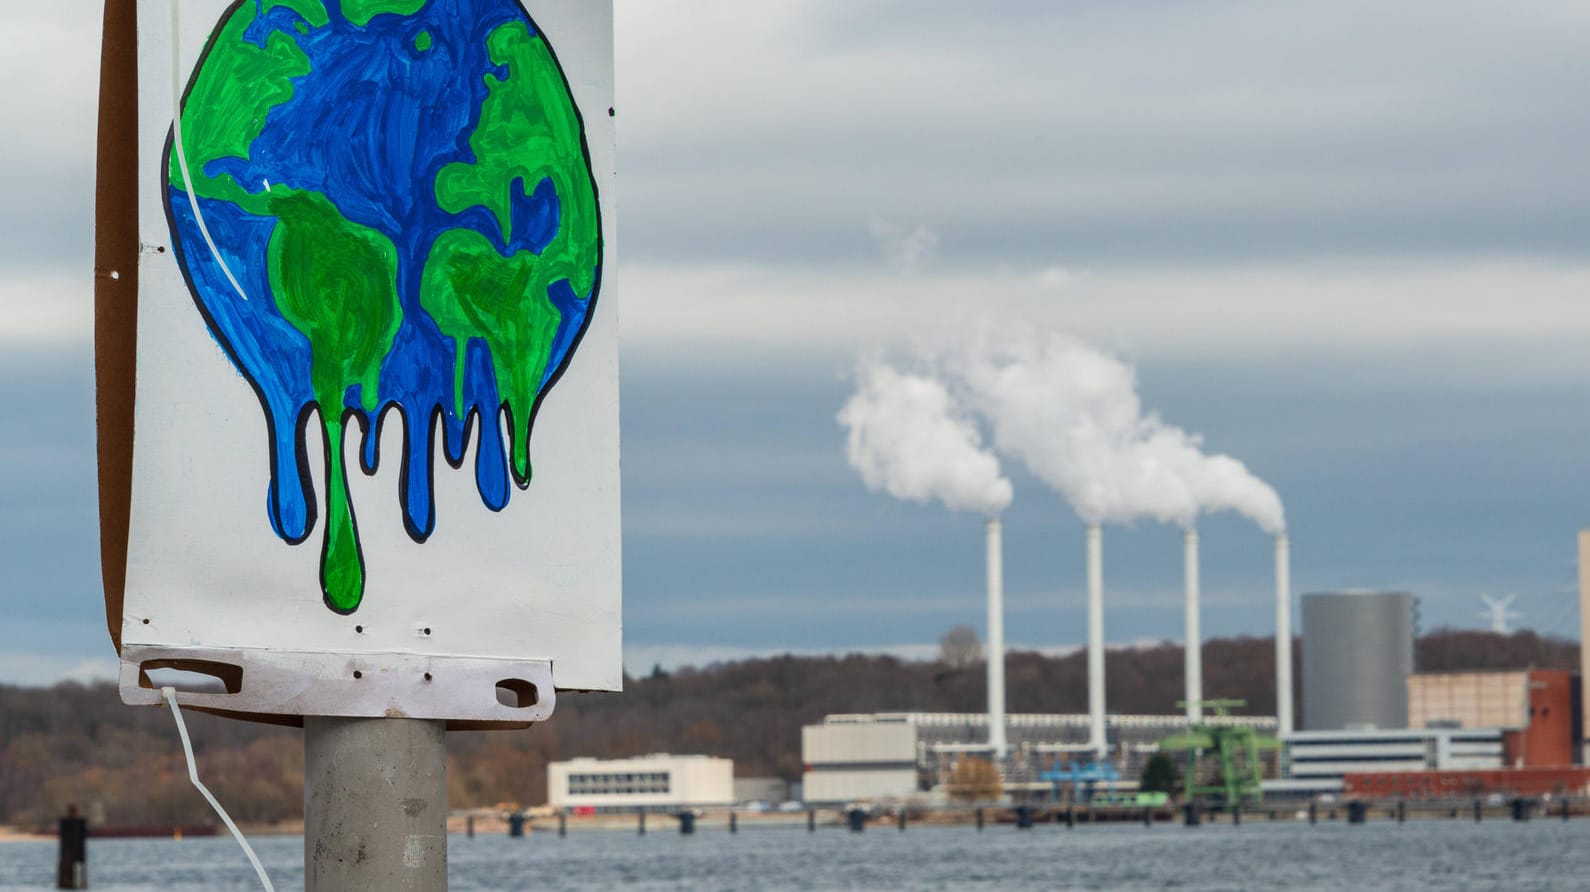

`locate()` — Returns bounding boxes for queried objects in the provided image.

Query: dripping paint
[164,0,603,613]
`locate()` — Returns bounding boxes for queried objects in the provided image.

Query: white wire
[161,687,276,892]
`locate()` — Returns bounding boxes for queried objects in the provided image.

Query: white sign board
[100,0,619,725]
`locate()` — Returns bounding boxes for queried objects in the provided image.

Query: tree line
[0,629,1573,829]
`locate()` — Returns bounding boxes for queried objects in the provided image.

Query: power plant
[823,338,1590,810]
[838,337,1296,770]
[1069,522,1292,764]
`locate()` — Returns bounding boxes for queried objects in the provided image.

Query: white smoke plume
[838,358,1014,516]
[942,330,1284,533]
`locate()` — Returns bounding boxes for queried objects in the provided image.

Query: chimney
[1275,532,1293,735]
[986,516,1007,759]
[1087,524,1107,760]
[1185,527,1202,723]
[1578,531,1590,762]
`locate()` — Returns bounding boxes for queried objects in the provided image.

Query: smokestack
[986,517,1007,759]
[1577,531,1590,762]
[1086,524,1106,760]
[1275,533,1293,734]
[1184,528,1202,723]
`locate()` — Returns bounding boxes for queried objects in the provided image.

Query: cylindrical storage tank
[1301,591,1416,730]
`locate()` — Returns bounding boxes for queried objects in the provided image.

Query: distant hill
[0,629,1576,827]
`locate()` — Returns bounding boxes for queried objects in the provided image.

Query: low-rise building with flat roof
[548,755,734,813]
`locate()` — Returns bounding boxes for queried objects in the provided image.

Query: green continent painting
[165,0,603,613]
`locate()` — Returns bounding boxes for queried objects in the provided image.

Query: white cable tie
[162,686,276,892]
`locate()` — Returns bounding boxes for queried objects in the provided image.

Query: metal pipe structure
[985,516,1008,759]
[305,717,447,891]
[1086,524,1107,760]
[1275,533,1293,734]
[1184,527,1202,723]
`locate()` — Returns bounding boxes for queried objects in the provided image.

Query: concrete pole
[1275,533,1294,735]
[1086,524,1107,760]
[986,516,1008,759]
[305,717,447,892]
[1184,527,1202,724]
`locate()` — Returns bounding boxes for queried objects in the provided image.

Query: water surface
[1,820,1583,890]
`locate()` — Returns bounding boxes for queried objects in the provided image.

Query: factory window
[567,771,672,797]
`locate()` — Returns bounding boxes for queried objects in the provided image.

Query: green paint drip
[267,191,402,611]
[318,414,363,610]
[340,0,428,27]
[420,230,561,481]
[430,22,600,483]
[414,30,432,52]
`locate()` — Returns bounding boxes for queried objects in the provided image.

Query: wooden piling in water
[56,808,86,890]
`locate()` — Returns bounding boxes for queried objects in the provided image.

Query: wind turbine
[1477,594,1521,635]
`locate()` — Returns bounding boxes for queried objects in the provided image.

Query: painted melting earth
[166,0,601,613]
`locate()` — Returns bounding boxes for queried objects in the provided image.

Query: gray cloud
[617,0,1590,267]
[7,1,1590,680]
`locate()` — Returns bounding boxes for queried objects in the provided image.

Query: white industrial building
[803,716,920,804]
[803,712,1278,804]
[1268,727,1505,796]
[547,755,734,813]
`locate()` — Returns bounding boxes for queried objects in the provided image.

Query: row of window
[567,771,671,796]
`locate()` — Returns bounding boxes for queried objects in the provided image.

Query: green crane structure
[1156,699,1281,810]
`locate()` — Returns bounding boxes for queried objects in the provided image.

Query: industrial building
[1343,766,1590,799]
[1301,590,1417,731]
[731,777,792,806]
[802,711,1278,804]
[1267,591,1590,798]
[1271,666,1584,797]
[1274,726,1506,796]
[1407,669,1580,768]
[547,755,734,813]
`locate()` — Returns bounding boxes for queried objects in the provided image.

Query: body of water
[1,820,1586,890]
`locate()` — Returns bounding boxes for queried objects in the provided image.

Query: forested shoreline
[0,630,1572,828]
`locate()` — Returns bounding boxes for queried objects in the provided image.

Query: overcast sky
[6,1,1590,684]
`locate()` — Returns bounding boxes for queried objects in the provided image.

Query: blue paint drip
[167,185,316,542]
[464,337,510,510]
